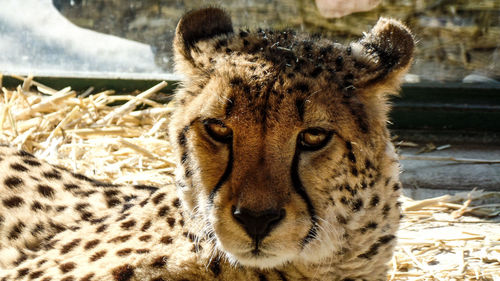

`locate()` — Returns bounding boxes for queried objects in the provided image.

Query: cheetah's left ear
[349,18,415,92]
[174,8,233,72]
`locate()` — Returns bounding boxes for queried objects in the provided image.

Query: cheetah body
[0,8,414,281]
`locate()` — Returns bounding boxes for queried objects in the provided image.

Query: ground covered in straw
[1,76,499,280]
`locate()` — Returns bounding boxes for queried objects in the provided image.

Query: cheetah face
[170,8,414,269]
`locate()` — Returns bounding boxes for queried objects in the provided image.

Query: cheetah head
[169,8,414,269]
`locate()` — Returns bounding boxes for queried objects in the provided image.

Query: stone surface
[400,143,500,191]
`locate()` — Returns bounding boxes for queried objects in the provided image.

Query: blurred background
[0,0,499,83]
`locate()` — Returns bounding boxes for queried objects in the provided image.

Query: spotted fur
[0,8,414,281]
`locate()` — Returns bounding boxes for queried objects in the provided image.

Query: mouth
[237,249,276,265]
[249,249,267,259]
[251,242,263,256]
[251,248,261,256]
[224,242,290,269]
[235,241,270,258]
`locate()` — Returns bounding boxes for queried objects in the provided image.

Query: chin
[224,248,294,269]
[214,233,298,269]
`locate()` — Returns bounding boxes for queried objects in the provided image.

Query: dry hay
[395,192,500,280]
[0,75,174,185]
[1,76,499,280]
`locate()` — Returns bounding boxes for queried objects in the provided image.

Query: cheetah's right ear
[174,8,233,72]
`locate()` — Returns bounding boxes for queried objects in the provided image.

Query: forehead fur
[173,9,414,134]
[186,30,361,94]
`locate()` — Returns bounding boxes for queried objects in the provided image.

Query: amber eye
[203,119,233,143]
[298,128,332,151]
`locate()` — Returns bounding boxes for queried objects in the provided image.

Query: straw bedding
[1,76,499,280]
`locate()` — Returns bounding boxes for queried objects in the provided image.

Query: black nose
[232,206,286,242]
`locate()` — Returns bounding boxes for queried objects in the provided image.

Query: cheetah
[0,7,414,281]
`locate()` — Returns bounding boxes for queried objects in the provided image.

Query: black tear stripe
[208,142,233,204]
[291,149,318,247]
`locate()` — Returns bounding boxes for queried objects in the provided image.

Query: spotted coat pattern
[0,8,414,281]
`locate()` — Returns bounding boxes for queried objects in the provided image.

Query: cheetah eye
[298,128,332,151]
[203,119,233,143]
